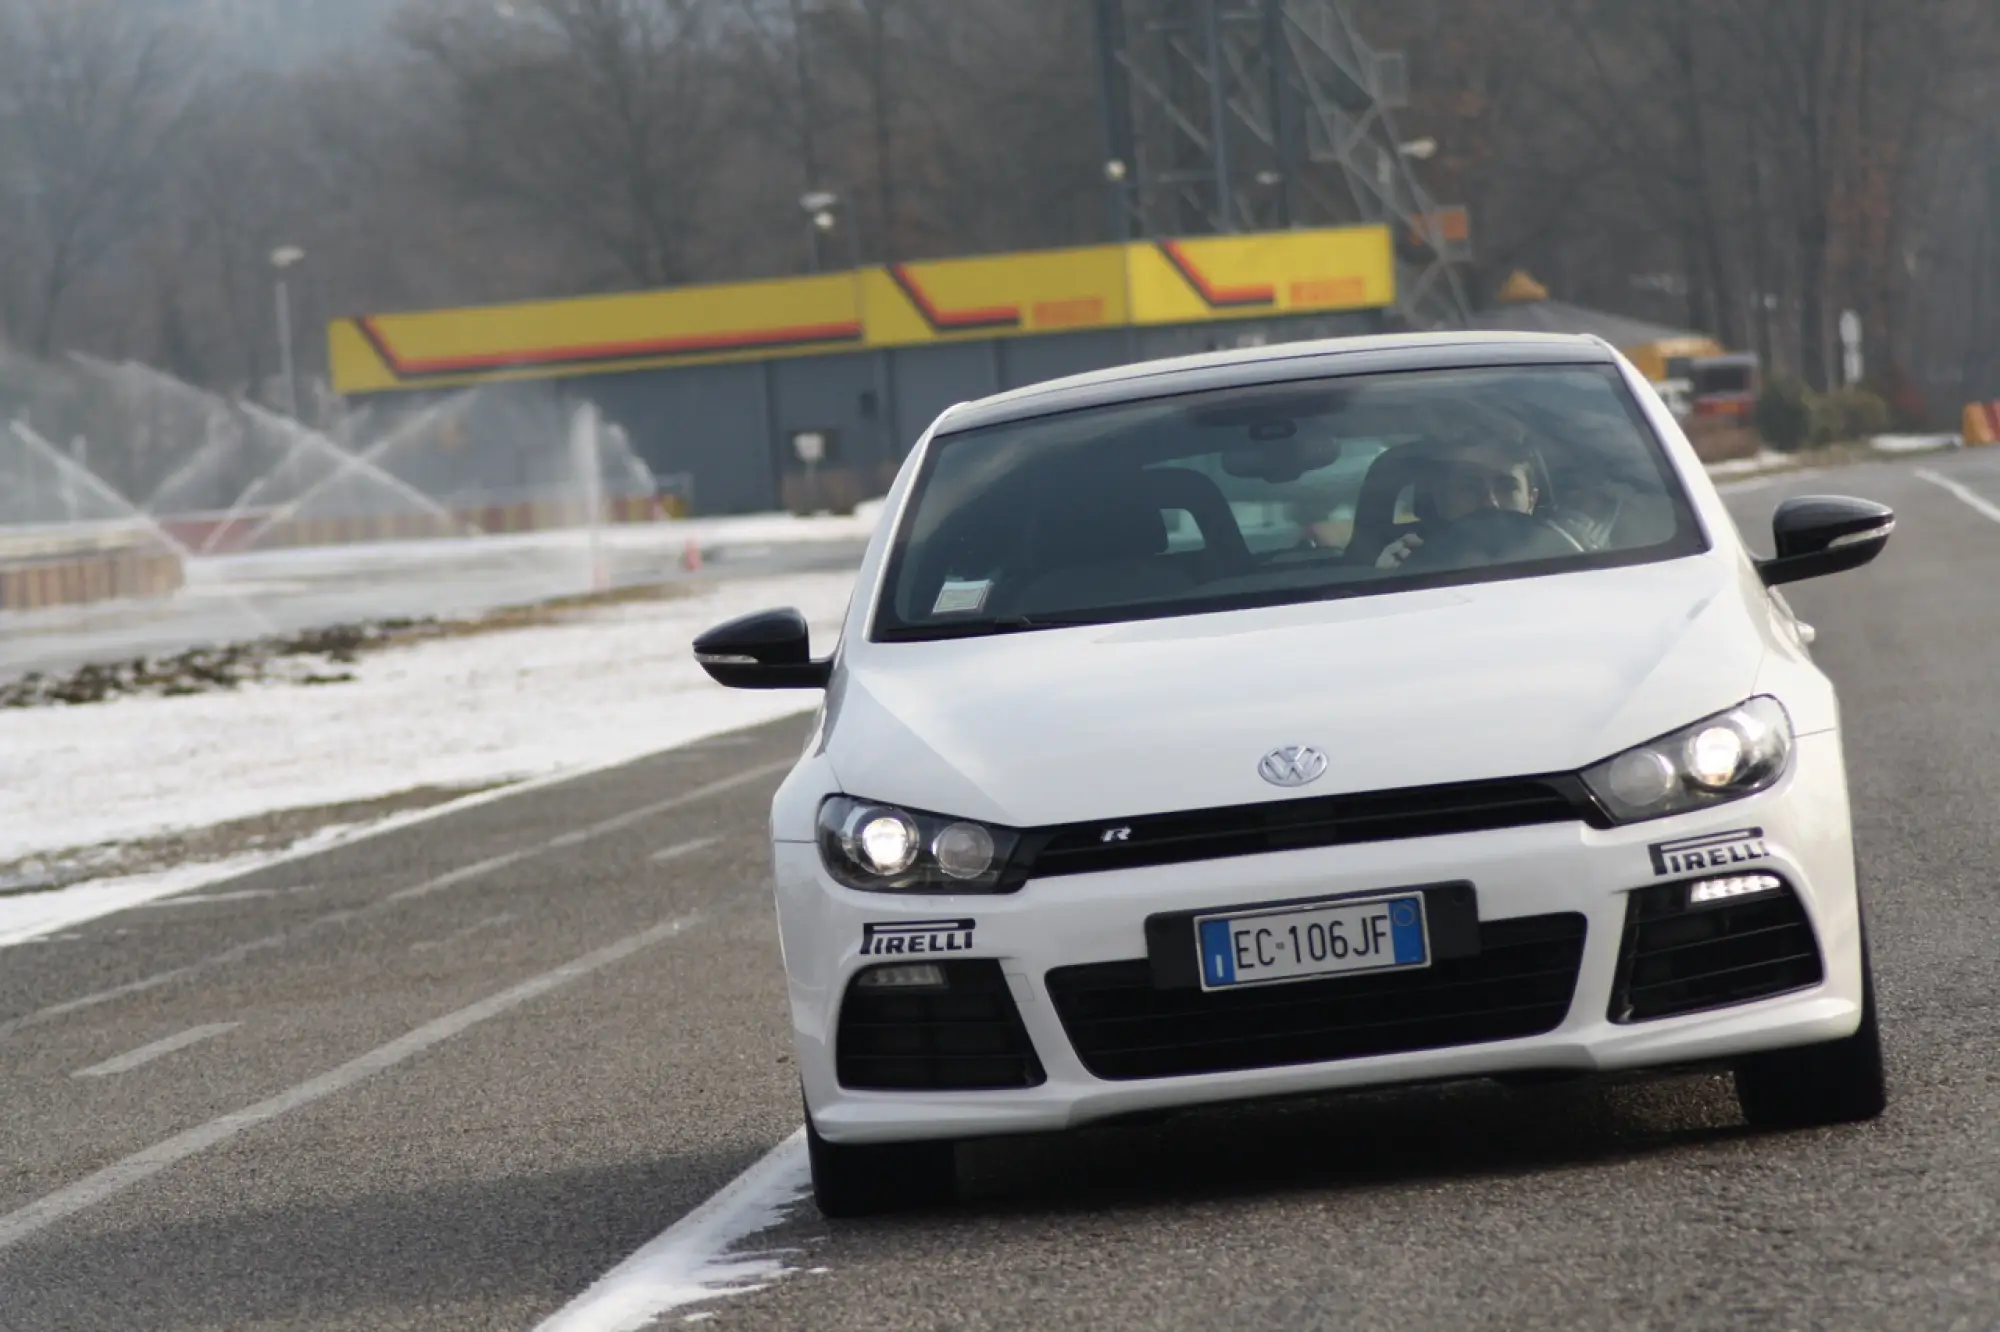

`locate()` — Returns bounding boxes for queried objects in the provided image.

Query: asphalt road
[3,451,1997,1331]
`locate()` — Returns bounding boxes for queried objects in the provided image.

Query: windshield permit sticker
[932,579,992,615]
[1649,827,1768,876]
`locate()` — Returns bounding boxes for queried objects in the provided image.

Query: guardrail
[2,489,693,611]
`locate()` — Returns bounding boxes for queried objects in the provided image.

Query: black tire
[805,1113,956,1218]
[1734,933,1887,1130]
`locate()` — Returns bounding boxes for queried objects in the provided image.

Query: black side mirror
[693,608,832,689]
[1756,495,1895,587]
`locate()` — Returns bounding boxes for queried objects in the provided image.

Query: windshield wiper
[882,613,1105,641]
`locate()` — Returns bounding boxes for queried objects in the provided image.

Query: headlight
[1581,697,1793,824]
[818,796,1022,892]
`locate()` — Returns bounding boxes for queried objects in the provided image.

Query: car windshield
[873,364,1706,641]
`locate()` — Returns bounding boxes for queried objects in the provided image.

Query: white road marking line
[385,850,534,904]
[0,914,698,1255]
[71,1023,239,1079]
[389,762,786,904]
[580,762,793,840]
[142,882,329,907]
[533,1130,812,1332]
[1916,466,2000,524]
[0,933,287,1042]
[175,742,794,896]
[650,836,722,864]
[410,913,518,953]
[0,760,789,1043]
[4,732,805,941]
[133,891,276,909]
[133,885,311,907]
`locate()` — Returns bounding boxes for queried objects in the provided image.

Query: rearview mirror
[1756,495,1894,587]
[693,608,831,689]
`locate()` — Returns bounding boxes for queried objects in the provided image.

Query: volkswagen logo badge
[1258,745,1328,788]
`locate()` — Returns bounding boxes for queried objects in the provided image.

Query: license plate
[1195,894,1429,990]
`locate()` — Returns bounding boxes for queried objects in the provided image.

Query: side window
[1230,500,1297,552]
[1308,442,1391,548]
[1146,462,1229,553]
[1162,506,1205,552]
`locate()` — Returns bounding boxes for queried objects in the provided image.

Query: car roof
[935,331,1623,435]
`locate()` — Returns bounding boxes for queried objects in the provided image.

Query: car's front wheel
[805,1111,956,1218]
[1733,934,1887,1130]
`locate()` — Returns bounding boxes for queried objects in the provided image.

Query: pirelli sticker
[859,918,975,956]
[1649,827,1769,877]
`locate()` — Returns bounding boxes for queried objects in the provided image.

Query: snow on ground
[1705,448,1797,476]
[652,498,885,549]
[1870,433,1962,454]
[194,499,886,581]
[2,504,883,683]
[0,570,856,868]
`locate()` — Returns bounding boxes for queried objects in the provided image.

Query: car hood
[824,556,1768,829]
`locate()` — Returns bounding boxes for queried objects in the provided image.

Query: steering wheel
[1401,507,1585,572]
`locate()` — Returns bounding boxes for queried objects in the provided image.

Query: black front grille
[1020,777,1593,879]
[836,959,1046,1091]
[1611,879,1823,1022]
[1045,913,1587,1081]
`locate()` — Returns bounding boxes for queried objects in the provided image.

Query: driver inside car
[1375,437,1541,570]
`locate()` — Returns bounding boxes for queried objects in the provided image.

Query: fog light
[1688,873,1783,906]
[855,963,947,989]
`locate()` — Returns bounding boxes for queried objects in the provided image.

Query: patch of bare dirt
[0,579,697,709]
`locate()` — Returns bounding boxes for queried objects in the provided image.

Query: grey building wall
[578,363,771,515]
[997,329,1133,392]
[889,343,1000,454]
[768,355,890,475]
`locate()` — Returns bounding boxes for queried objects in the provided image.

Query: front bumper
[778,731,1862,1144]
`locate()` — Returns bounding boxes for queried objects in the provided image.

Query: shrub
[1871,366,1931,431]
[1755,376,1814,451]
[1814,388,1891,444]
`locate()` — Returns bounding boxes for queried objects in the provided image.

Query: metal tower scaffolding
[1095,0,1472,328]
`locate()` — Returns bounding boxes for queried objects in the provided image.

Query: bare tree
[0,0,197,355]
[0,0,1992,433]
[399,0,722,289]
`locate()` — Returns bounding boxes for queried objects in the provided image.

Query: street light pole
[802,191,838,272]
[838,208,861,269]
[270,245,306,420]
